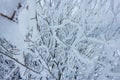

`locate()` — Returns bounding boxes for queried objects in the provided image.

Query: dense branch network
[0,0,120,80]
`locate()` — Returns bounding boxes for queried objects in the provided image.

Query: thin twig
[0,51,41,74]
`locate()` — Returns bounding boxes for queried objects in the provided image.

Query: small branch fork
[0,11,16,22]
[0,3,22,22]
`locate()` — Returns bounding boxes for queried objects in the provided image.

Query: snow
[0,16,26,48]
[0,0,25,17]
[0,0,120,80]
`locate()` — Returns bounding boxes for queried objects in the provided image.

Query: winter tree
[0,0,120,80]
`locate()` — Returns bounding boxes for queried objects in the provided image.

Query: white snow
[0,0,25,17]
[0,0,120,80]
